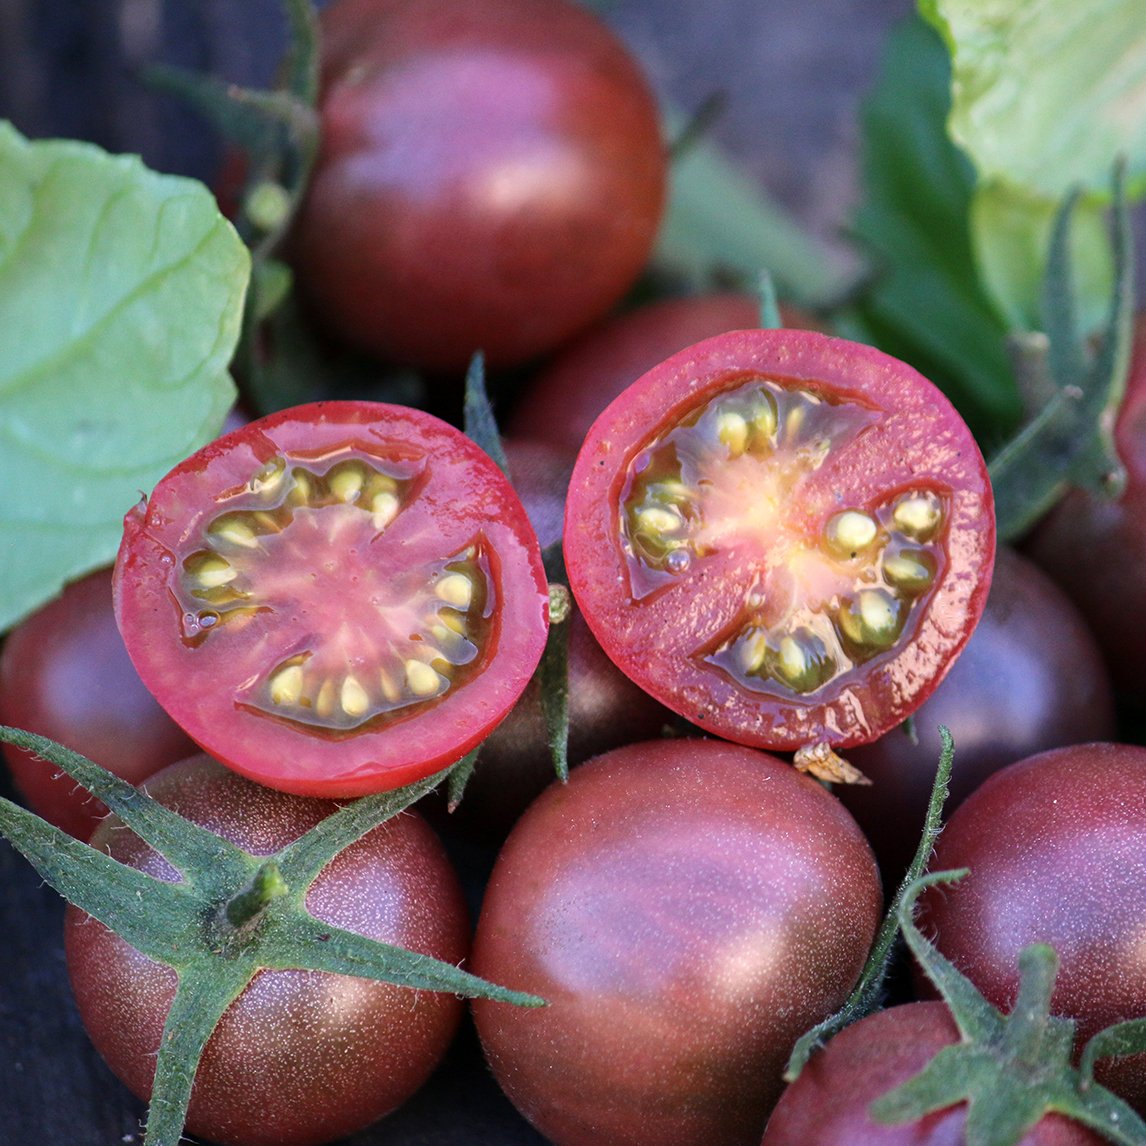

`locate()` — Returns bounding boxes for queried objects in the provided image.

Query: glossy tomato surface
[0,567,195,838]
[289,0,667,371]
[509,293,820,453]
[563,329,995,751]
[114,401,549,798]
[839,547,1116,884]
[66,754,469,1146]
[918,743,1146,1111]
[470,737,883,1144]
[761,1002,1107,1145]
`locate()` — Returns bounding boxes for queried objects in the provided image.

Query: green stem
[224,861,289,929]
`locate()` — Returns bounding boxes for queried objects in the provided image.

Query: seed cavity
[837,588,906,653]
[173,450,496,735]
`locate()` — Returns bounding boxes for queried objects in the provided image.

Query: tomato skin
[65,754,469,1146]
[761,1002,1107,1145]
[470,737,883,1144]
[839,547,1116,884]
[508,293,821,453]
[289,0,667,371]
[0,567,195,838]
[113,400,549,799]
[917,743,1146,1112]
[563,328,995,751]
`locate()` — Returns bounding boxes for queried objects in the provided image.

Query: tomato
[470,737,883,1144]
[508,292,821,454]
[1023,314,1146,706]
[761,1002,1107,1144]
[563,328,995,752]
[838,547,1116,884]
[288,0,667,372]
[917,743,1146,1112]
[0,567,196,838]
[113,401,549,798]
[65,753,469,1146]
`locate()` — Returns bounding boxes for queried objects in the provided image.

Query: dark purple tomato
[0,567,196,838]
[838,547,1116,885]
[289,0,667,371]
[508,292,821,453]
[66,754,470,1146]
[761,1002,1107,1145]
[917,743,1146,1112]
[1024,314,1146,705]
[470,737,883,1145]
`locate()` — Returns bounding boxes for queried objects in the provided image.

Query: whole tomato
[65,754,471,1146]
[838,547,1116,884]
[0,567,195,838]
[917,743,1146,1113]
[761,1002,1108,1145]
[289,0,667,371]
[470,737,883,1145]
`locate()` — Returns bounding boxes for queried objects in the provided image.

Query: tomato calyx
[866,870,1146,1145]
[0,725,543,1146]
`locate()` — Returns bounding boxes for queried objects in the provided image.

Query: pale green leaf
[0,121,250,631]
[920,0,1146,332]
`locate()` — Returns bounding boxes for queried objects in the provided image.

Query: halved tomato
[563,329,995,751]
[114,401,549,797]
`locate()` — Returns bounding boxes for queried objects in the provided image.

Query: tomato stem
[224,860,289,929]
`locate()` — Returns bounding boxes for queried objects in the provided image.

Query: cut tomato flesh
[115,402,550,797]
[564,330,995,751]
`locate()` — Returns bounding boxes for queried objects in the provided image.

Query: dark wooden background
[0,2,912,1143]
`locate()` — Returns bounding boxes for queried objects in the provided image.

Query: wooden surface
[0,2,912,1143]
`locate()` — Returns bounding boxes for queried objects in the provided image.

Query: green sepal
[870,870,1146,1146]
[784,725,956,1080]
[0,726,248,873]
[445,746,481,814]
[463,351,511,476]
[1080,1020,1146,1088]
[988,163,1136,540]
[0,726,545,1146]
[755,270,782,330]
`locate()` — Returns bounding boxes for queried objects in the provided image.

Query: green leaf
[846,15,1017,442]
[785,726,956,1080]
[654,107,849,309]
[463,352,510,476]
[0,121,249,632]
[919,0,1146,200]
[920,0,1146,332]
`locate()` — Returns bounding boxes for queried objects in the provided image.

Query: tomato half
[114,401,549,797]
[563,329,995,751]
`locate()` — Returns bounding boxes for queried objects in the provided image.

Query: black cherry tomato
[288,0,668,371]
[470,737,883,1143]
